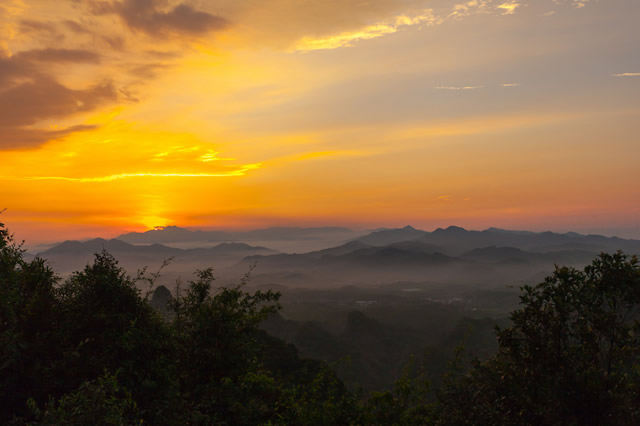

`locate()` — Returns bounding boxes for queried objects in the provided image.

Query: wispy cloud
[502,83,521,87]
[293,10,441,52]
[435,85,484,90]
[3,166,262,183]
[613,73,640,77]
[449,0,491,18]
[496,2,522,15]
[293,0,530,52]
[552,0,591,9]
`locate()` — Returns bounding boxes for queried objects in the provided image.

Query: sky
[1,0,639,244]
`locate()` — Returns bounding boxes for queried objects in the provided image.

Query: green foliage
[0,221,60,422]
[437,251,640,425]
[37,372,142,425]
[363,355,435,425]
[275,361,362,425]
[172,268,281,388]
[170,268,283,423]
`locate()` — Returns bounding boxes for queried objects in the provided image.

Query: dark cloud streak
[63,19,92,34]
[90,0,229,38]
[19,19,59,35]
[0,78,116,127]
[127,62,170,78]
[0,125,99,150]
[0,49,115,149]
[18,48,101,63]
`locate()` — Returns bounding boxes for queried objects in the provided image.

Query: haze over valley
[33,223,640,308]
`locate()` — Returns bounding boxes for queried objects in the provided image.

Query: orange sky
[1,0,639,244]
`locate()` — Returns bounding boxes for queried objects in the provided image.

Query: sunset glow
[1,0,639,243]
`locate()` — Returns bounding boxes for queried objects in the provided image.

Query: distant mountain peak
[150,225,184,231]
[434,225,467,233]
[485,227,508,232]
[484,227,534,235]
[147,225,188,232]
[356,225,427,246]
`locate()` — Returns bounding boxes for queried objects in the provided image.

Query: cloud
[496,2,521,15]
[63,19,92,34]
[502,83,521,87]
[0,125,99,150]
[0,78,116,127]
[551,0,591,9]
[12,169,261,182]
[0,1,226,150]
[293,10,441,52]
[449,0,492,18]
[0,50,116,149]
[435,85,484,90]
[289,0,529,52]
[19,19,59,35]
[127,62,170,78]
[18,47,101,63]
[90,0,229,38]
[613,73,640,77]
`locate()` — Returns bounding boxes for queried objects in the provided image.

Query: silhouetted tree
[437,251,640,425]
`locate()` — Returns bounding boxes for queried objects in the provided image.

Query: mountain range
[36,225,640,289]
[38,238,277,277]
[118,225,357,242]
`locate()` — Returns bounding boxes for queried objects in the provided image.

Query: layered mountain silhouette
[116,225,364,253]
[42,238,275,258]
[37,225,640,289]
[357,225,429,246]
[419,226,639,255]
[118,226,357,244]
[237,226,640,287]
[38,238,277,276]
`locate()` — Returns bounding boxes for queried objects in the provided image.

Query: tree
[170,268,283,423]
[35,372,142,425]
[0,220,60,423]
[55,251,177,423]
[437,251,640,425]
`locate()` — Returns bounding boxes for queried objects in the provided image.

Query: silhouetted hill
[420,227,640,254]
[307,240,373,258]
[118,226,357,244]
[335,246,455,267]
[42,239,276,259]
[238,227,640,289]
[39,226,640,290]
[352,226,640,256]
[244,241,455,271]
[356,225,428,246]
[43,238,156,256]
[462,246,537,264]
[38,238,278,276]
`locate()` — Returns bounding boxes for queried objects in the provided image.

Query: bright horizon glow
[1,0,639,244]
